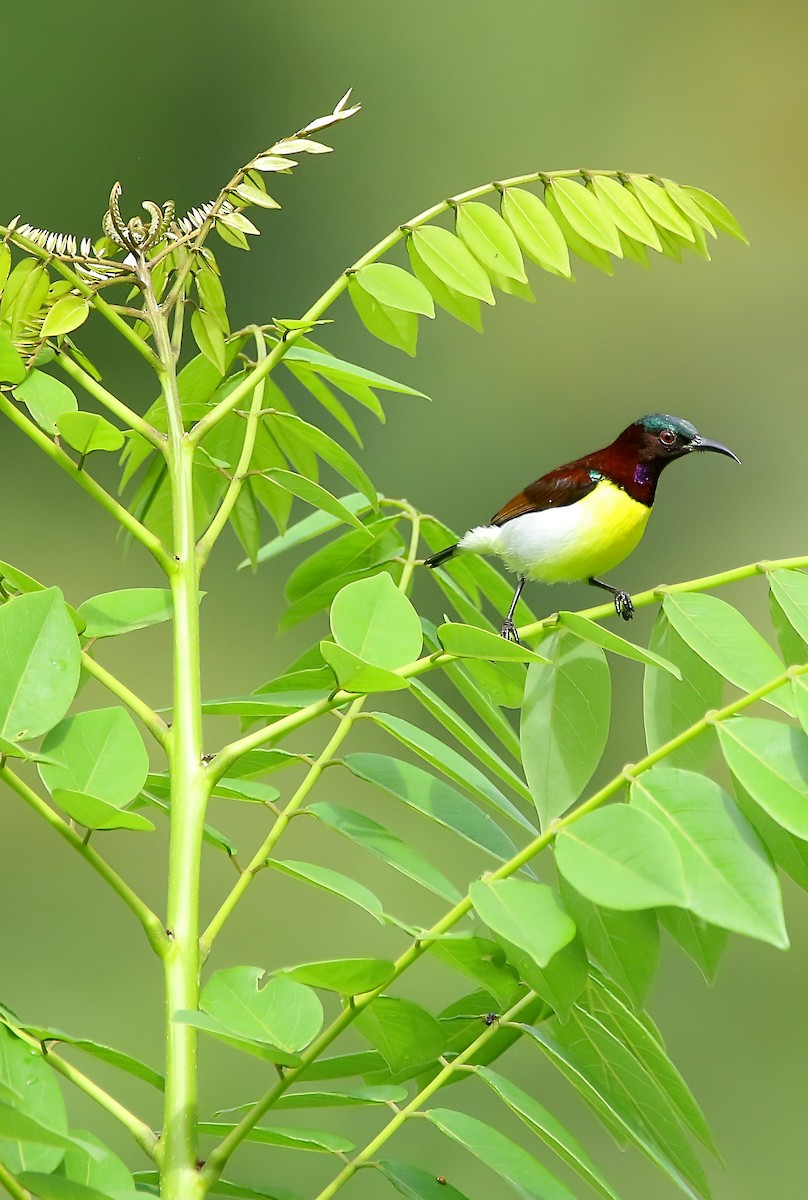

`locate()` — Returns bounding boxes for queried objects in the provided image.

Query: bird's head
[625,413,741,466]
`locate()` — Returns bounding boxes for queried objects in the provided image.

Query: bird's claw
[614,591,634,621]
[500,618,521,644]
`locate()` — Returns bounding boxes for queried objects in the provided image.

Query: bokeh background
[0,1,806,1197]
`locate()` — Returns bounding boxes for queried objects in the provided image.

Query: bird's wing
[491,464,599,525]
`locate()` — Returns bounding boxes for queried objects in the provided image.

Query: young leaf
[56,411,125,456]
[343,753,519,861]
[718,717,808,839]
[355,997,445,1073]
[662,592,793,715]
[330,573,422,668]
[500,187,571,276]
[407,237,483,330]
[269,412,377,508]
[77,588,174,639]
[555,806,687,910]
[470,880,577,968]
[40,707,149,807]
[51,789,154,832]
[549,179,621,255]
[41,296,89,338]
[455,202,528,282]
[200,967,323,1053]
[661,180,717,237]
[263,469,370,534]
[557,611,680,677]
[437,621,547,663]
[354,263,435,317]
[627,177,695,240]
[348,277,418,355]
[409,226,495,302]
[280,959,395,995]
[310,802,461,901]
[320,641,409,693]
[643,611,722,769]
[0,328,26,384]
[631,768,788,948]
[589,176,662,249]
[520,631,611,829]
[427,1108,576,1200]
[680,187,748,243]
[543,188,613,274]
[12,370,78,433]
[0,589,81,743]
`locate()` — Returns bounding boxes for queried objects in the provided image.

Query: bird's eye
[659,429,676,446]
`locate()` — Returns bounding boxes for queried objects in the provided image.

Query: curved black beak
[691,436,741,464]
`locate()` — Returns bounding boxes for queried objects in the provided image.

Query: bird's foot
[613,591,634,621]
[500,617,521,644]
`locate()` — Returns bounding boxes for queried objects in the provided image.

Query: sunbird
[425,413,739,642]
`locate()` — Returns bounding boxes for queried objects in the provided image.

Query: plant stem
[210,551,808,779]
[0,393,171,570]
[202,656,807,1178]
[57,350,164,448]
[312,992,537,1200]
[81,651,169,749]
[0,765,167,954]
[0,1160,30,1200]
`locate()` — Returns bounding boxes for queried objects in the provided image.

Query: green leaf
[310,802,461,902]
[12,370,78,432]
[200,967,323,1053]
[366,710,535,831]
[343,753,518,861]
[521,631,611,829]
[631,768,787,947]
[62,1129,135,1196]
[543,188,613,274]
[428,936,519,1008]
[269,412,377,509]
[643,611,722,770]
[555,806,687,910]
[219,1085,406,1114]
[658,909,729,984]
[557,875,659,1008]
[280,959,394,995]
[40,707,149,806]
[173,1011,300,1065]
[330,572,422,668]
[662,592,793,715]
[680,187,748,243]
[470,880,576,967]
[477,1066,621,1200]
[427,1108,576,1200]
[0,589,81,742]
[349,277,418,354]
[557,611,680,677]
[354,263,434,317]
[501,188,571,276]
[302,1051,386,1082]
[407,238,482,330]
[134,1172,299,1200]
[589,176,662,249]
[627,177,694,240]
[768,569,808,646]
[198,1122,352,1155]
[268,859,385,923]
[283,344,428,398]
[410,226,495,302]
[549,179,621,255]
[718,717,808,839]
[249,493,372,566]
[0,1025,67,1174]
[455,202,527,282]
[378,1160,471,1200]
[77,588,174,639]
[355,997,445,1073]
[41,296,89,337]
[661,180,717,237]
[56,411,124,456]
[320,641,409,693]
[0,328,26,384]
[52,788,154,832]
[285,520,401,601]
[411,674,523,779]
[437,621,547,663]
[18,1023,164,1091]
[501,930,589,1022]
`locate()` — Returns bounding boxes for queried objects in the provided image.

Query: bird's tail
[424,543,458,569]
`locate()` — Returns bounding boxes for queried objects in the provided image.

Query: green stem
[0,1160,30,1200]
[144,270,209,1200]
[81,651,169,749]
[0,392,171,570]
[210,551,808,779]
[196,329,266,564]
[312,992,537,1200]
[201,656,806,1180]
[200,507,421,956]
[0,765,167,954]
[57,350,164,448]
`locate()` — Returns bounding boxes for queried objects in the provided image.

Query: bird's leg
[588,576,634,621]
[500,576,526,642]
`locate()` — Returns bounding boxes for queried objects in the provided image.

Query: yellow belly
[497,479,651,582]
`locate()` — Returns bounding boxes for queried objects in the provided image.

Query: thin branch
[209,551,808,780]
[0,765,168,956]
[200,656,807,1181]
[57,350,164,449]
[2,1019,159,1162]
[81,652,169,749]
[0,392,172,571]
[197,329,267,564]
[0,1160,30,1200]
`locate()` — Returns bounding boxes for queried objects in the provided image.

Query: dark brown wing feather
[491,464,599,526]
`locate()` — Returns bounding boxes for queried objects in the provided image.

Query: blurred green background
[1,1,806,1197]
